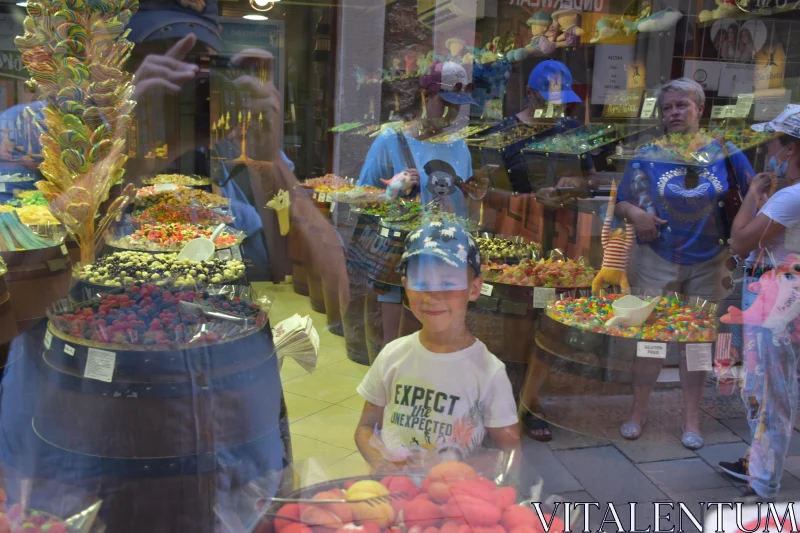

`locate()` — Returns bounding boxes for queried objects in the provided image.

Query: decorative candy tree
[15,0,139,264]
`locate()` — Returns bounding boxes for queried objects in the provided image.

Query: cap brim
[439,91,479,106]
[540,88,582,104]
[751,121,771,132]
[128,11,222,52]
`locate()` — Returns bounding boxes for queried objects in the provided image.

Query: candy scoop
[176,223,225,262]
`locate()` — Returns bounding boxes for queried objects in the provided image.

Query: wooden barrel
[365,279,404,365]
[65,238,81,265]
[322,236,344,337]
[20,324,286,533]
[305,221,328,314]
[288,215,309,296]
[465,282,541,399]
[1,245,71,333]
[341,262,369,365]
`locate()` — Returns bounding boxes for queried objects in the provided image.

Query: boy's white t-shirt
[357,332,518,458]
[746,183,800,265]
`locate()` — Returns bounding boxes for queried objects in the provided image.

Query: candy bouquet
[15,0,140,265]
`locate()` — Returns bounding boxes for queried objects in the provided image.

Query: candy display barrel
[341,262,369,365]
[65,238,81,265]
[364,279,403,365]
[322,235,344,337]
[1,245,71,333]
[0,273,17,349]
[305,221,328,314]
[288,214,309,296]
[24,324,285,533]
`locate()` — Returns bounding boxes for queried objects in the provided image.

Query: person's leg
[621,245,679,436]
[747,336,798,497]
[679,251,729,438]
[519,346,553,441]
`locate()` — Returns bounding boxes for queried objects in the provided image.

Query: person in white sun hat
[718,104,800,499]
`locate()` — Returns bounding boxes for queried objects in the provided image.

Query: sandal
[523,412,552,442]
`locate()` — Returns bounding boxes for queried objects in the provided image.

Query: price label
[715,332,733,362]
[686,343,713,372]
[640,97,657,118]
[380,227,390,238]
[64,344,75,356]
[394,231,402,238]
[637,342,666,359]
[532,287,556,309]
[60,244,68,255]
[43,330,52,350]
[312,192,318,200]
[0,183,6,193]
[480,283,494,297]
[711,106,727,119]
[231,246,242,260]
[735,93,754,117]
[533,109,544,118]
[217,249,232,260]
[84,348,116,383]
[545,103,555,118]
[725,105,739,118]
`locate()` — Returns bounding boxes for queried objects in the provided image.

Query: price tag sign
[60,244,68,255]
[480,283,494,297]
[686,343,713,372]
[380,227,390,238]
[217,249,232,260]
[43,330,52,350]
[84,348,116,383]
[710,106,727,119]
[0,183,7,193]
[231,246,242,261]
[534,109,544,118]
[532,287,556,309]
[545,103,555,118]
[735,94,754,117]
[64,344,75,356]
[637,342,666,359]
[640,97,657,118]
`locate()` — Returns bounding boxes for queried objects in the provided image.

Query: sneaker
[719,458,749,481]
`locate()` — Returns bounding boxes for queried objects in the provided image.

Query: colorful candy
[546,294,716,342]
[132,203,232,227]
[108,223,240,252]
[482,258,595,287]
[145,174,212,187]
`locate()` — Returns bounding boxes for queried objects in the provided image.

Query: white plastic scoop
[176,224,226,262]
[605,295,661,328]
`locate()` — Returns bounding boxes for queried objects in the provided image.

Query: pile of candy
[9,190,47,207]
[528,125,617,154]
[427,124,493,144]
[136,187,229,208]
[384,211,479,233]
[474,124,551,149]
[547,294,716,341]
[0,205,59,225]
[145,174,212,187]
[333,186,385,203]
[711,128,775,151]
[51,284,265,346]
[0,174,35,183]
[0,504,68,533]
[303,174,350,190]
[132,203,232,227]
[108,223,240,252]
[633,131,722,164]
[482,258,595,287]
[476,236,540,262]
[77,251,245,288]
[361,201,422,218]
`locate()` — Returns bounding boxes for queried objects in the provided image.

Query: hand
[630,209,667,242]
[132,34,198,102]
[555,176,590,199]
[461,167,490,199]
[369,458,408,475]
[748,172,774,204]
[401,169,420,192]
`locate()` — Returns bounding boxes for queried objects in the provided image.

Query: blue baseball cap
[127,0,222,52]
[397,220,481,282]
[528,60,581,104]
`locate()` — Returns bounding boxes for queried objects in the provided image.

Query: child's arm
[488,424,521,451]
[355,401,407,473]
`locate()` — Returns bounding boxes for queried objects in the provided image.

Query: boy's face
[402,260,482,335]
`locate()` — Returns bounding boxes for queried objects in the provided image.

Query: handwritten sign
[640,97,657,118]
[602,90,642,118]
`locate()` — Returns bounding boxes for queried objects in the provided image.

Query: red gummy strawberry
[493,487,516,510]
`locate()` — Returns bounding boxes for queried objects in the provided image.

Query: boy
[354,221,521,472]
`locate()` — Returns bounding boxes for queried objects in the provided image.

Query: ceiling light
[243,14,268,20]
[15,2,27,6]
[249,0,275,11]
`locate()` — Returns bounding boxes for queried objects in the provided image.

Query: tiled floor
[255,281,371,487]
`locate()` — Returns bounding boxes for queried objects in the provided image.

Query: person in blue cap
[354,220,520,471]
[358,60,488,216]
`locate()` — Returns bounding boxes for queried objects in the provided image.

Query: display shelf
[522,123,652,161]
[467,122,558,152]
[426,122,497,144]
